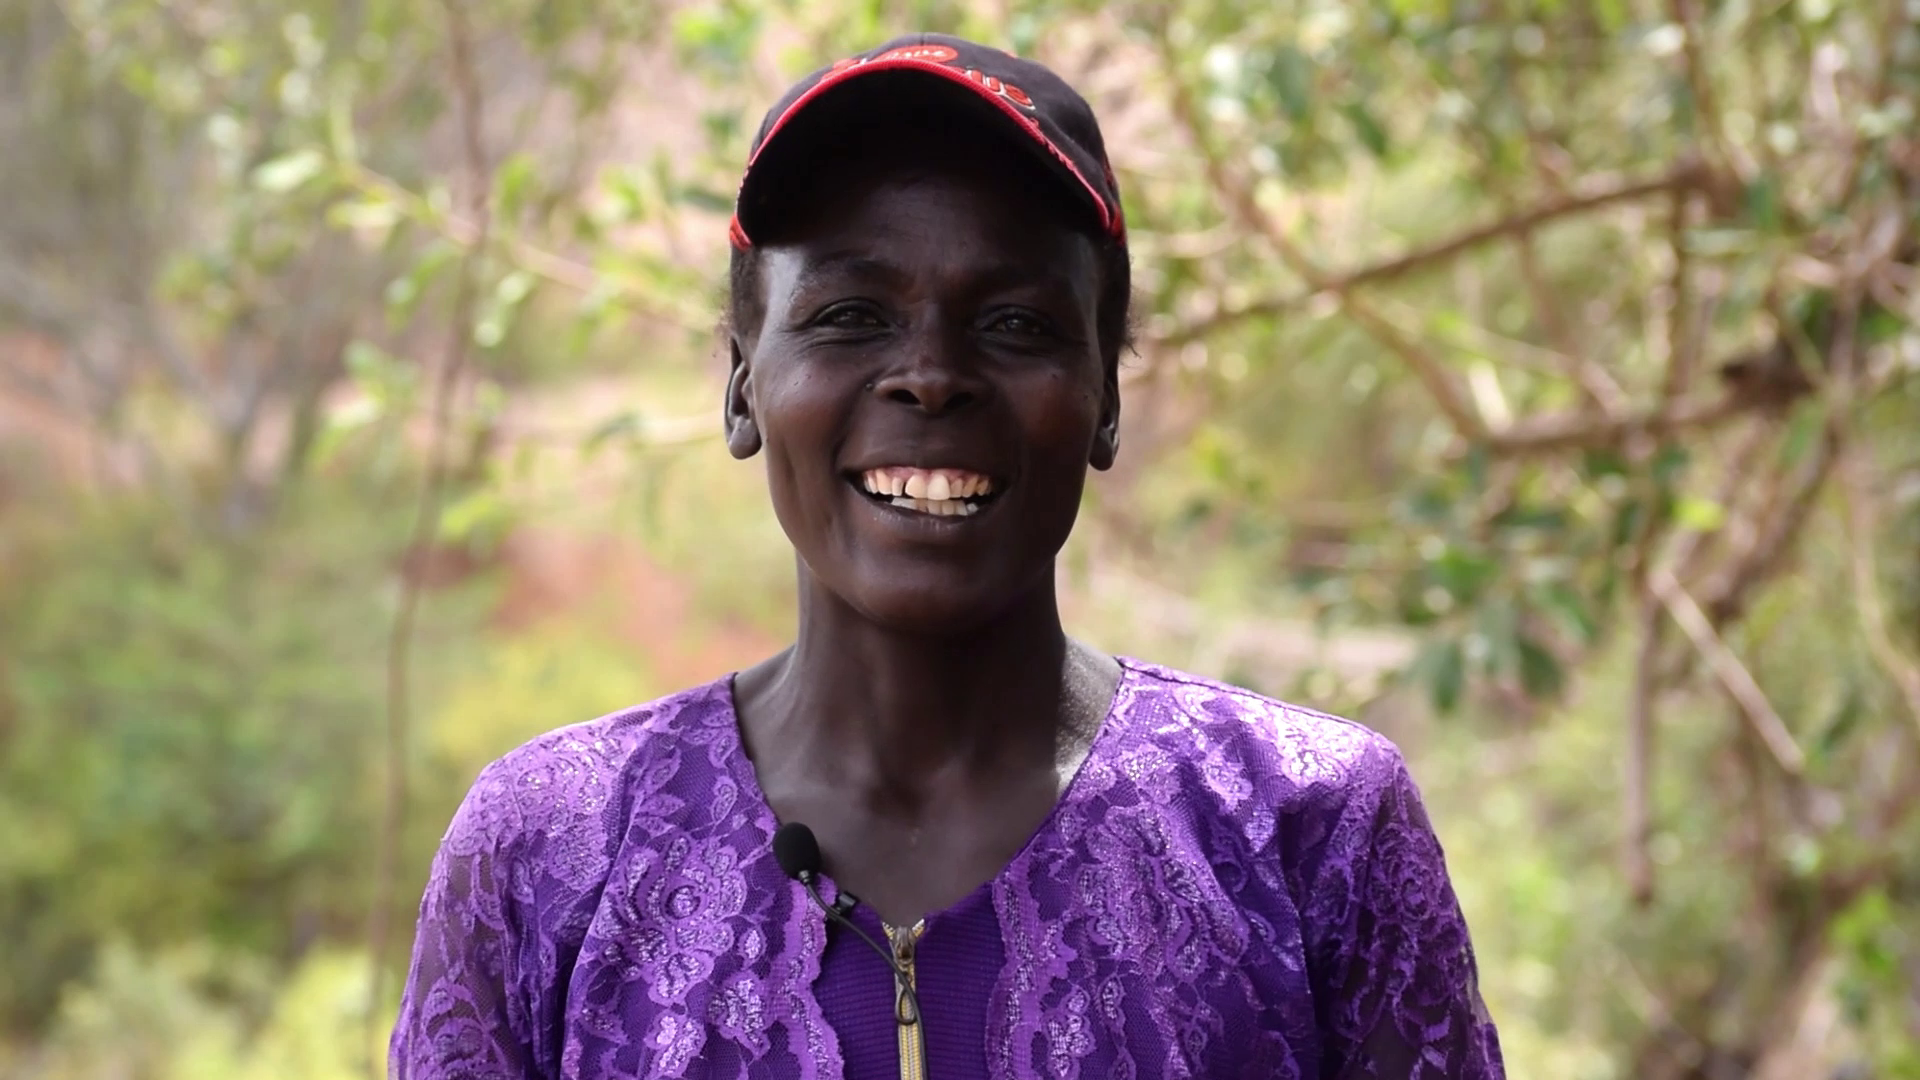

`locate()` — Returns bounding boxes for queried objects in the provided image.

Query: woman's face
[726,152,1118,634]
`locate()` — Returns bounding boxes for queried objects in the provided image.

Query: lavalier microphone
[773,821,921,1026]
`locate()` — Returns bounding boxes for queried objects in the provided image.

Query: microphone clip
[799,869,859,918]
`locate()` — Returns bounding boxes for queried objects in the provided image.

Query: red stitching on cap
[735,57,1119,245]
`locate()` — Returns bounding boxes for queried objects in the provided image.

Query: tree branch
[1483,391,1746,456]
[1651,566,1807,777]
[0,349,87,417]
[1704,407,1844,628]
[365,1,492,1063]
[1150,24,1488,439]
[338,162,710,332]
[1674,417,1777,585]
[1515,231,1628,415]
[0,252,231,426]
[1626,598,1665,906]
[1155,160,1706,347]
[1839,456,1920,743]
[1658,188,1701,405]
[1668,0,1754,182]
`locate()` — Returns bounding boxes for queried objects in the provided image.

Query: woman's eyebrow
[967,261,1077,295]
[789,250,1085,303]
[793,252,909,292]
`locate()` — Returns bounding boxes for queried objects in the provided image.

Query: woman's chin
[842,578,1028,637]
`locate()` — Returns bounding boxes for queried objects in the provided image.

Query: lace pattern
[390,662,1503,1079]
[391,683,843,1079]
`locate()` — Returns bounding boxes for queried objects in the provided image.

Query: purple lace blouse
[391,658,1504,1079]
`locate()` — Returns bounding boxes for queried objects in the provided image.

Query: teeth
[888,497,980,517]
[860,467,994,512]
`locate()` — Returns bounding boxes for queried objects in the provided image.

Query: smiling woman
[391,33,1505,1080]
[727,130,1113,638]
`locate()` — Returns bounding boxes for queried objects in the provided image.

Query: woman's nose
[870,330,987,416]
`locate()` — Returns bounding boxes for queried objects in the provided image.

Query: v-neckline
[717,658,1135,932]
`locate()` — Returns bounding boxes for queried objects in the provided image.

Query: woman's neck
[736,568,1088,815]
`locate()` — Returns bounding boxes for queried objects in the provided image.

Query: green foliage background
[1,0,1917,1076]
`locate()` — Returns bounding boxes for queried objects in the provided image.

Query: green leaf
[311,397,381,468]
[1581,448,1628,480]
[473,315,508,349]
[1266,45,1313,120]
[1476,599,1521,676]
[1431,546,1498,605]
[325,199,400,233]
[343,340,416,406]
[472,270,538,350]
[1673,496,1726,532]
[495,153,540,220]
[1464,444,1489,493]
[675,185,734,213]
[1779,404,1824,465]
[495,271,536,307]
[1742,173,1782,230]
[1516,635,1564,699]
[1009,12,1040,55]
[1414,637,1466,714]
[1812,682,1865,763]
[344,339,390,382]
[1611,499,1645,551]
[1862,308,1905,345]
[252,148,327,193]
[1193,431,1233,483]
[1537,582,1598,645]
[1341,101,1390,158]
[470,380,507,424]
[326,93,358,164]
[1651,443,1690,489]
[385,244,457,326]
[437,488,512,545]
[1493,503,1570,532]
[1683,228,1760,257]
[585,410,643,455]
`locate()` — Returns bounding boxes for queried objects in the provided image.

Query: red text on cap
[876,45,959,63]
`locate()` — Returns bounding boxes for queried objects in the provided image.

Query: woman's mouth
[851,466,1001,518]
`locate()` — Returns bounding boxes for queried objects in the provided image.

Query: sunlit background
[2,0,1917,1076]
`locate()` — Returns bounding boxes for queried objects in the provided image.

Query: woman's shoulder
[436,676,738,864]
[1113,657,1408,797]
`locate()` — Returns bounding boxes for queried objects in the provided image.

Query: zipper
[883,919,927,1080]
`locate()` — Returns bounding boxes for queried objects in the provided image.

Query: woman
[393,34,1505,1080]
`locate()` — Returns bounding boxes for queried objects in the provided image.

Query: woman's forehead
[763,173,1100,297]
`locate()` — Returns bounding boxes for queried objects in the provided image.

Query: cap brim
[732,65,1112,248]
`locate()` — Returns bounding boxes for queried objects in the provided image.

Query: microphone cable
[773,821,921,1026]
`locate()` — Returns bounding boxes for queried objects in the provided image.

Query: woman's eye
[987,312,1049,336]
[819,305,884,330]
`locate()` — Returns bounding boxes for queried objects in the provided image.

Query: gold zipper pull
[888,922,921,1025]
[885,921,928,1080]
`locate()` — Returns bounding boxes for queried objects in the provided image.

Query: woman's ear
[724,336,761,460]
[1089,369,1120,471]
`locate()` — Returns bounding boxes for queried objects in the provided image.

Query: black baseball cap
[729,33,1126,250]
